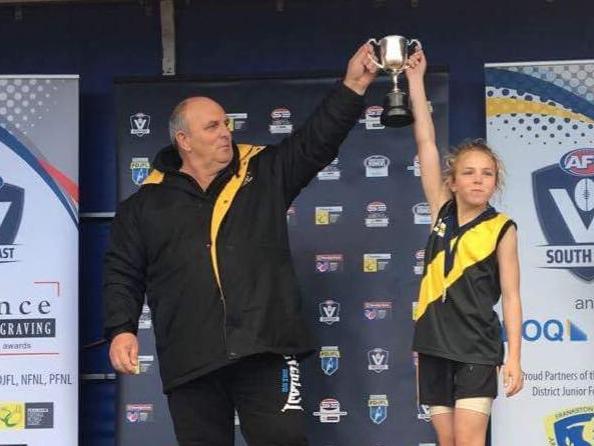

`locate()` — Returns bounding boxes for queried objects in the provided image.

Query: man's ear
[175,132,190,153]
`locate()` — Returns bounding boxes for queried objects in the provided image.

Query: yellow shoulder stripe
[142,169,165,185]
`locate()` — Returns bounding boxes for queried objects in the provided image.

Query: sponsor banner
[315,206,343,225]
[412,202,431,224]
[130,157,150,186]
[486,61,594,445]
[320,346,341,376]
[368,394,389,425]
[367,348,389,373]
[125,403,155,424]
[130,113,151,137]
[317,157,341,181]
[138,304,152,330]
[414,249,425,275]
[226,112,248,132]
[358,105,385,130]
[364,155,390,177]
[363,301,393,321]
[315,254,344,273]
[363,253,391,272]
[0,75,78,445]
[319,299,341,325]
[312,398,348,423]
[269,107,293,134]
[365,201,389,228]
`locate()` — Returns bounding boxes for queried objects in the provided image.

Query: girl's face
[450,150,498,207]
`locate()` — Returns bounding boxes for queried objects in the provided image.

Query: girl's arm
[406,50,450,222]
[497,225,524,397]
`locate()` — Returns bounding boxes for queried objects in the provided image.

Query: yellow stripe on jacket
[210,144,265,290]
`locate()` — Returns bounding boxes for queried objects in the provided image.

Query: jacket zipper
[219,287,229,355]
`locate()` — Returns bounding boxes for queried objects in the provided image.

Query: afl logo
[559,148,594,177]
[271,108,291,119]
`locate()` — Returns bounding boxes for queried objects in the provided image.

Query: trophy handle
[407,39,422,52]
[403,39,422,70]
[366,38,385,70]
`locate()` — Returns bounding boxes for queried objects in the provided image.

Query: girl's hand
[501,360,524,397]
[405,49,427,82]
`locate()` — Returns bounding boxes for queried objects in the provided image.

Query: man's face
[178,98,233,168]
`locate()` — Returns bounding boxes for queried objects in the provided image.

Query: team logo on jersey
[365,201,389,227]
[367,348,389,373]
[315,206,343,225]
[129,113,151,137]
[318,157,341,180]
[407,155,421,176]
[363,301,392,320]
[533,148,594,281]
[368,395,389,424]
[363,253,391,272]
[313,398,348,423]
[413,202,432,225]
[364,155,390,177]
[269,107,293,134]
[315,254,344,273]
[0,177,24,264]
[359,105,385,130]
[226,112,248,132]
[432,218,447,237]
[320,346,341,376]
[319,299,340,325]
[130,157,150,186]
[544,406,594,446]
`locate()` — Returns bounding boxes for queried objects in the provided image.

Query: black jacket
[103,84,364,392]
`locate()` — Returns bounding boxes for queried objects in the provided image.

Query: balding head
[169,96,233,173]
[169,96,225,148]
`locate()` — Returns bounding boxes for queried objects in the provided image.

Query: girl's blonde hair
[443,138,505,192]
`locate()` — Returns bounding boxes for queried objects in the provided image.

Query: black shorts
[417,353,498,407]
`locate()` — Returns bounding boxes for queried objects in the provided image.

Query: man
[103,43,377,446]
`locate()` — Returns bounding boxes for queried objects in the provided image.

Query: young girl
[407,50,524,446]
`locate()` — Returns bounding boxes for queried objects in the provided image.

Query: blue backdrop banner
[115,73,448,446]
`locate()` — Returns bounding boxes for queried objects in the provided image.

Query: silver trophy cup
[368,35,421,127]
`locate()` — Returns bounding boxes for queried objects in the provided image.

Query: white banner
[0,76,78,445]
[485,61,594,445]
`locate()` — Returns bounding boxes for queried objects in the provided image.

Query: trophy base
[380,91,414,127]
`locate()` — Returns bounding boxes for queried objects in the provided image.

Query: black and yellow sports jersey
[412,200,516,365]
